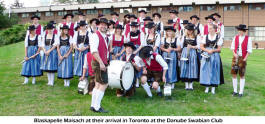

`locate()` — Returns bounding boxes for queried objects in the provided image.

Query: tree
[0,2,19,29]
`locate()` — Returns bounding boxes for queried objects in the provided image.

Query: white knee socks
[232,78,238,93]
[185,82,189,89]
[64,79,67,86]
[94,89,105,111]
[47,73,51,85]
[23,77,29,84]
[50,73,55,86]
[171,83,175,89]
[239,79,245,95]
[156,86,161,93]
[142,83,152,97]
[211,87,215,94]
[189,82,193,90]
[205,87,209,93]
[91,88,97,108]
[32,77,36,84]
[136,78,139,87]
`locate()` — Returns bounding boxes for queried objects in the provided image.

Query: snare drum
[108,60,135,91]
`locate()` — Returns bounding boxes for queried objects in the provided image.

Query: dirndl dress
[57,36,73,79]
[41,34,58,72]
[21,35,42,77]
[180,36,199,82]
[74,31,89,77]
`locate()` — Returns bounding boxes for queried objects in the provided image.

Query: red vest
[112,35,124,47]
[130,33,141,46]
[143,53,163,72]
[125,23,131,37]
[45,29,58,35]
[63,22,75,37]
[234,35,249,58]
[36,25,42,35]
[86,52,95,76]
[173,18,181,31]
[94,31,109,65]
[141,22,146,34]
[204,24,209,35]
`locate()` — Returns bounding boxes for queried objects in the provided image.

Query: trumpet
[201,42,217,61]
[180,40,192,62]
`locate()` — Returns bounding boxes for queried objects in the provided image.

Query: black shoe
[157,92,163,97]
[232,92,238,97]
[238,94,243,98]
[90,107,95,111]
[96,108,109,113]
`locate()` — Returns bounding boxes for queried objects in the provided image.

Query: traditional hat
[49,20,56,24]
[115,24,124,30]
[190,15,200,20]
[167,20,174,24]
[138,10,147,14]
[31,15,40,20]
[139,46,154,59]
[164,26,176,32]
[129,14,137,19]
[130,22,139,27]
[152,13,161,18]
[77,11,85,16]
[124,42,136,50]
[185,24,195,30]
[181,20,190,25]
[46,23,55,29]
[205,15,216,21]
[60,25,70,30]
[235,24,248,30]
[79,20,87,26]
[143,16,153,21]
[28,25,36,30]
[90,18,99,25]
[63,13,74,19]
[169,10,179,15]
[99,18,109,25]
[211,13,221,18]
[145,22,156,29]
[111,11,119,16]
[124,14,130,18]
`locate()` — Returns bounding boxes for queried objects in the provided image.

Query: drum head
[121,62,135,91]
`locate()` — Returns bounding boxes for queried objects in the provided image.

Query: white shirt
[121,54,145,67]
[26,24,44,39]
[57,22,77,36]
[54,35,73,46]
[125,31,146,46]
[177,35,201,49]
[143,33,161,47]
[201,34,223,46]
[140,54,168,70]
[161,37,178,46]
[89,31,110,58]
[24,34,42,47]
[214,21,225,39]
[109,34,123,42]
[231,35,252,56]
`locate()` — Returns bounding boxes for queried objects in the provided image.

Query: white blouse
[24,34,42,47]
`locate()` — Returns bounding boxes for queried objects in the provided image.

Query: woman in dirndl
[41,23,58,86]
[109,24,124,60]
[160,26,180,89]
[200,24,224,94]
[179,24,200,90]
[144,22,161,53]
[56,25,73,87]
[73,21,90,77]
[21,25,42,84]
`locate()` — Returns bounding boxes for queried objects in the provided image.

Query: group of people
[21,9,252,113]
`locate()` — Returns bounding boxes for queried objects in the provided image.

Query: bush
[0,24,28,46]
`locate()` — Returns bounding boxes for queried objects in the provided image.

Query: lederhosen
[116,54,137,97]
[230,35,249,77]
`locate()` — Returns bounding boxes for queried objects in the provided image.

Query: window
[35,12,41,17]
[120,8,132,14]
[178,6,193,12]
[249,27,265,41]
[72,10,79,15]
[102,9,111,14]
[138,8,151,13]
[58,11,67,16]
[22,13,29,18]
[45,12,54,16]
[224,5,241,11]
[157,7,162,13]
[87,10,98,15]
[249,4,265,10]
[224,27,237,41]
[200,5,216,11]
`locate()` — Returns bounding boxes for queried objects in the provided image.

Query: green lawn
[0,42,264,116]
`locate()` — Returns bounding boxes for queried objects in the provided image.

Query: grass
[0,42,264,116]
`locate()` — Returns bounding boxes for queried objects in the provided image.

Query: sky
[1,0,42,7]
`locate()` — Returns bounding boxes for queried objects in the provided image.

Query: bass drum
[107,60,135,91]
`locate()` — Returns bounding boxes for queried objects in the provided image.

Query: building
[9,0,265,48]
